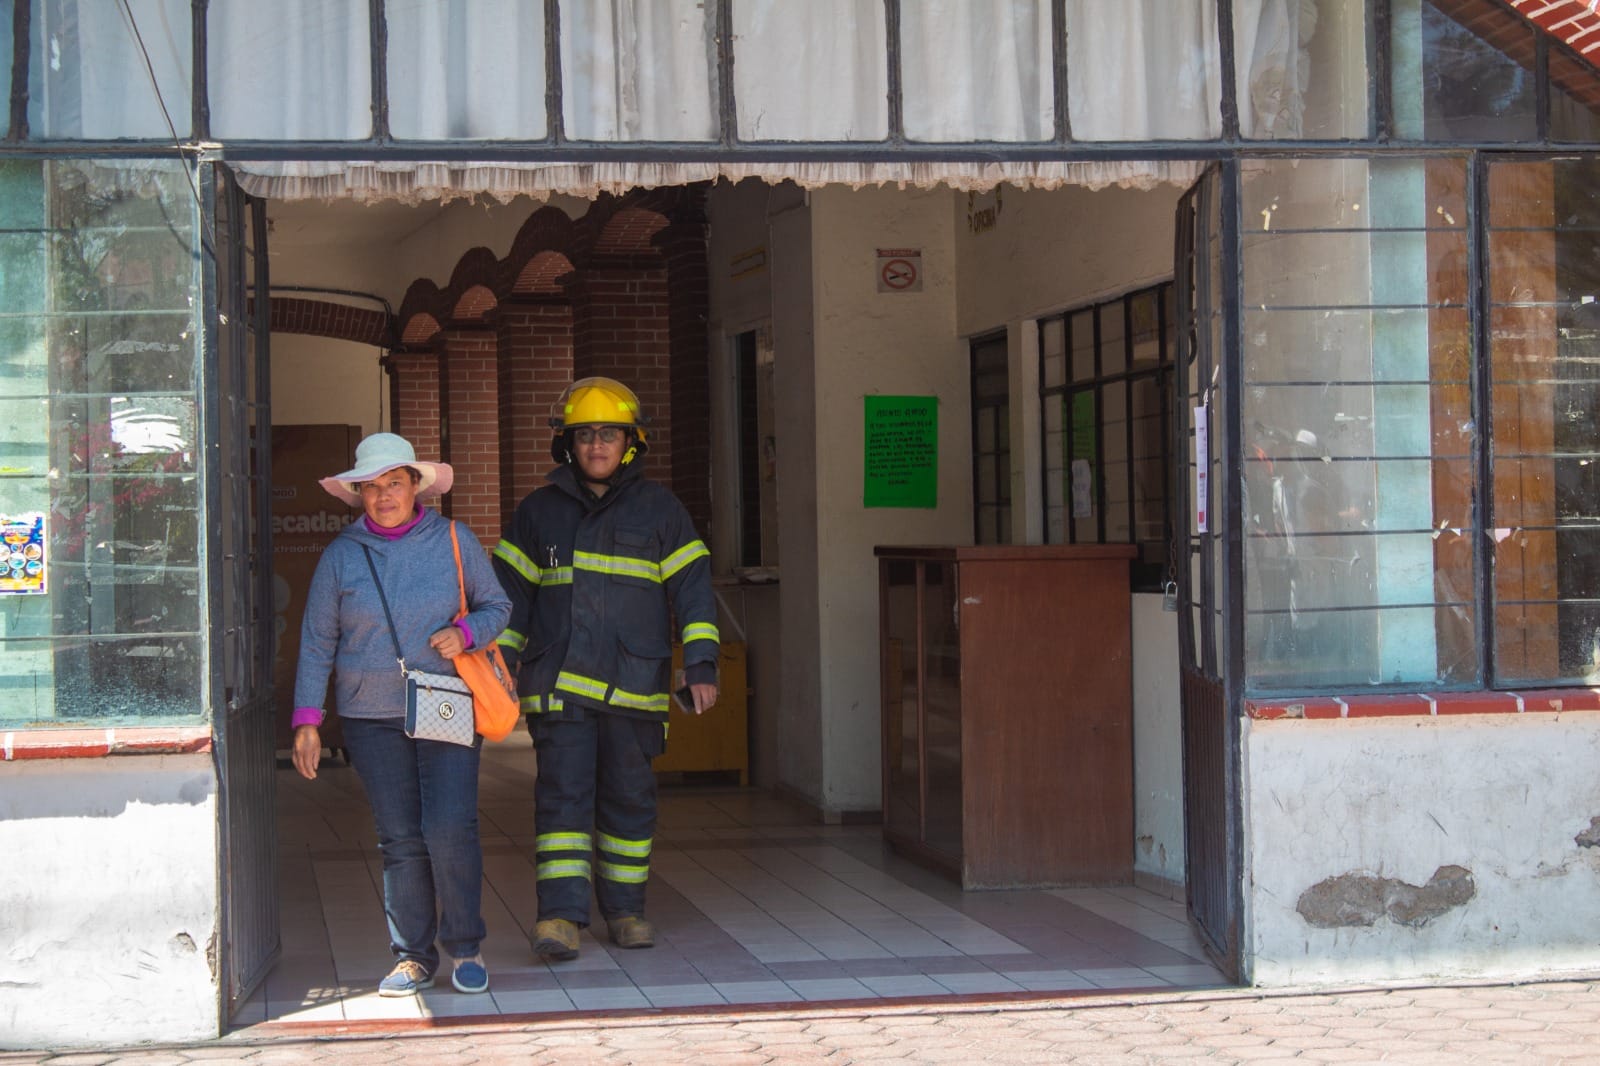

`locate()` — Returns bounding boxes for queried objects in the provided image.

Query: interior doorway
[237,170,1222,1024]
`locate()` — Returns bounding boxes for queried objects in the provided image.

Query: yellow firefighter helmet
[549,376,648,466]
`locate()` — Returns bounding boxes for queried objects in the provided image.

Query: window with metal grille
[970,333,1010,544]
[1040,283,1175,591]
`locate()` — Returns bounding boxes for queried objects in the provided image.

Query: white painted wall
[270,334,389,436]
[706,179,788,789]
[768,190,826,804]
[954,183,1181,334]
[0,755,220,1048]
[807,186,969,814]
[1132,594,1185,888]
[1244,714,1600,985]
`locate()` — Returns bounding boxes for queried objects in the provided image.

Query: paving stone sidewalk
[6,978,1600,1064]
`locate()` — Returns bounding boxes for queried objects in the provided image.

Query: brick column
[569,265,673,477]
[386,349,442,467]
[660,215,712,540]
[497,302,574,527]
[438,327,501,551]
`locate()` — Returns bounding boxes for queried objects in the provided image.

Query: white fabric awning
[231,159,1208,205]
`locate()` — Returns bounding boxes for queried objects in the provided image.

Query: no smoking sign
[875,248,922,293]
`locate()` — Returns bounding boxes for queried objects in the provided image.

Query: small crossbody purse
[360,544,477,747]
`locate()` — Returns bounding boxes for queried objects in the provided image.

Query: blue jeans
[341,715,485,973]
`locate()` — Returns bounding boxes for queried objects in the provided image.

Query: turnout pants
[530,710,665,925]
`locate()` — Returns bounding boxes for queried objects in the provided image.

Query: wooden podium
[877,544,1136,888]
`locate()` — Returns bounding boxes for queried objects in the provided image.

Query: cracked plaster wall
[1244,713,1600,986]
[0,754,221,1049]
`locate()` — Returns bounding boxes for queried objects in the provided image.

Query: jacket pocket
[610,526,660,589]
[615,627,671,704]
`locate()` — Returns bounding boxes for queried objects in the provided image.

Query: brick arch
[593,207,670,257]
[453,284,497,322]
[507,205,578,267]
[259,296,393,347]
[513,250,574,295]
[399,311,442,347]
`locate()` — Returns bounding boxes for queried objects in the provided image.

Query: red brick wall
[386,350,442,473]
[258,296,392,348]
[497,302,574,528]
[383,188,714,551]
[570,266,673,482]
[438,328,502,552]
[660,220,712,539]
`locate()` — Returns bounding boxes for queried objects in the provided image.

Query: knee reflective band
[536,831,593,882]
[537,859,592,881]
[598,861,649,884]
[538,831,592,851]
[597,832,651,859]
[598,832,651,884]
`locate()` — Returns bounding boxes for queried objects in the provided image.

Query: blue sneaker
[378,959,434,997]
[452,954,489,994]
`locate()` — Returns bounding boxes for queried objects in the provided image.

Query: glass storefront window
[0,159,203,727]
[1550,47,1600,144]
[1235,0,1369,140]
[732,0,888,141]
[562,0,714,141]
[208,0,370,141]
[1240,156,1477,690]
[1486,159,1600,687]
[387,0,548,141]
[1391,0,1537,142]
[902,0,1053,142]
[27,0,193,140]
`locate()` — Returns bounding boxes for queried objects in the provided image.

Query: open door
[207,164,279,1015]
[1173,163,1242,980]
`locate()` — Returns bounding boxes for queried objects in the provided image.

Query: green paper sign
[864,395,938,508]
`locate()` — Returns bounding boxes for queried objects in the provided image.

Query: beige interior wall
[806,184,969,814]
[953,179,1189,887]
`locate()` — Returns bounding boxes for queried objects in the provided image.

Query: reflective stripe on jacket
[492,461,719,722]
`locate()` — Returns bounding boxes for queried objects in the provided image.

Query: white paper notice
[1194,405,1209,534]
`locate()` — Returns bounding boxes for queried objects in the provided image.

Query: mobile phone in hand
[672,683,695,713]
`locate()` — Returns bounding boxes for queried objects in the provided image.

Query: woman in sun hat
[291,432,510,998]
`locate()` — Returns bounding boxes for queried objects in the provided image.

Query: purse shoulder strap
[448,522,469,622]
[360,544,409,675]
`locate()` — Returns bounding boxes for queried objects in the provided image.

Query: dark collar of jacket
[546,458,645,509]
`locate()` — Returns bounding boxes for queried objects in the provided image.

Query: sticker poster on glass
[0,513,46,595]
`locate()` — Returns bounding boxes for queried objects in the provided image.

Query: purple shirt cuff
[292,707,325,729]
[455,620,475,650]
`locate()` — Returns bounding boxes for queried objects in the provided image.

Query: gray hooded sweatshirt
[294,506,512,720]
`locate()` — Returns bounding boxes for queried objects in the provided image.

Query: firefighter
[493,376,719,960]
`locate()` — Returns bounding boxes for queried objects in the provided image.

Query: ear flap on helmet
[550,431,570,466]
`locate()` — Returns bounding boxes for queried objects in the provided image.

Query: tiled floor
[237,730,1229,1031]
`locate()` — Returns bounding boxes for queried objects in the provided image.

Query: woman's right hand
[292,725,322,780]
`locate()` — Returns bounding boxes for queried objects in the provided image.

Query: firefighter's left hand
[688,683,718,715]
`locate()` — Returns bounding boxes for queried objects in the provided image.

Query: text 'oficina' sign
[863,396,938,508]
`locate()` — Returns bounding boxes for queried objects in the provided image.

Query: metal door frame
[1172,161,1245,981]
[206,163,279,1018]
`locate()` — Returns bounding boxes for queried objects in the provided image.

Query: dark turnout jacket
[492,460,719,723]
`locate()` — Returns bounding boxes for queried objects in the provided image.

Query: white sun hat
[318,432,454,506]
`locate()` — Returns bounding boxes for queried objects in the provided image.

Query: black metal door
[1173,164,1242,980]
[207,164,279,1016]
